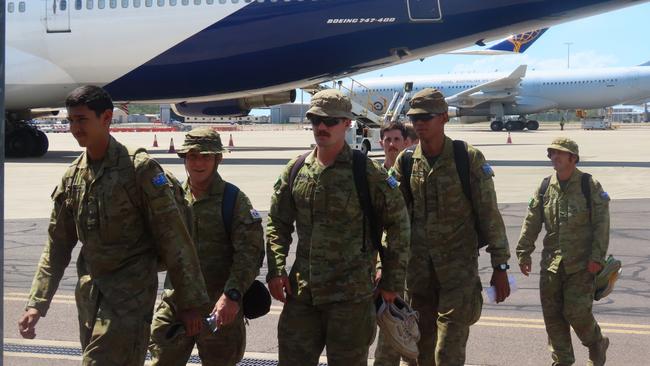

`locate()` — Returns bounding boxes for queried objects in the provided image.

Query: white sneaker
[376,296,420,360]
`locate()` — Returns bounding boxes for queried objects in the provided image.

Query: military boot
[587,337,609,366]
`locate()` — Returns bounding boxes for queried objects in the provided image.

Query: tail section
[449,28,548,55]
[640,60,650,66]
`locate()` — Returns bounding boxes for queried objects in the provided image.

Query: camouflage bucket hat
[547,137,579,157]
[306,89,354,119]
[406,88,448,116]
[177,127,227,157]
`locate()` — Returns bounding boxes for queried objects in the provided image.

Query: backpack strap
[352,150,383,260]
[452,140,471,203]
[581,173,592,222]
[538,176,552,219]
[288,152,310,195]
[399,145,416,205]
[222,182,240,240]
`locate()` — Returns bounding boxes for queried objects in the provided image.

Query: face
[410,113,447,142]
[548,149,577,172]
[67,105,112,148]
[310,116,351,147]
[184,151,220,186]
[380,129,407,158]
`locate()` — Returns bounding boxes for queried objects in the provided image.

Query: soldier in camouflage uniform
[517,137,610,366]
[17,86,209,366]
[149,128,264,366]
[392,88,511,366]
[266,89,410,366]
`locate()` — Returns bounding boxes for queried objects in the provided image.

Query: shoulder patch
[481,163,494,177]
[600,191,610,201]
[528,197,535,208]
[152,172,169,187]
[273,176,282,191]
[386,175,399,189]
[250,209,262,220]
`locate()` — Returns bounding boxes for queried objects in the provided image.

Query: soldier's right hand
[18,308,41,339]
[519,263,531,277]
[178,308,203,337]
[268,276,292,303]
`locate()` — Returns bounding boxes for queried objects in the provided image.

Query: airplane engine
[172,90,296,117]
[447,106,461,117]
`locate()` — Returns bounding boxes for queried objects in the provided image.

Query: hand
[178,307,203,337]
[490,270,511,303]
[374,269,382,286]
[587,260,603,274]
[519,263,531,277]
[268,276,292,303]
[18,308,41,339]
[379,289,398,304]
[213,294,240,327]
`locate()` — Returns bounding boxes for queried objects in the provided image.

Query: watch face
[227,289,241,301]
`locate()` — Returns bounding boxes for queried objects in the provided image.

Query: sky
[254,2,650,115]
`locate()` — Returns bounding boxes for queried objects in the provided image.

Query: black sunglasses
[309,116,342,127]
[409,114,440,123]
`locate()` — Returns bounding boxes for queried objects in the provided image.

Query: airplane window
[86,0,93,9]
[122,0,129,8]
[194,0,201,4]
[98,0,105,8]
[157,0,164,5]
[8,2,14,13]
[146,0,152,6]
[182,0,189,5]
[19,1,25,12]
[206,0,213,3]
[169,0,176,5]
[60,0,67,11]
[134,0,140,6]
[110,0,116,8]
[232,0,239,3]
[75,0,82,9]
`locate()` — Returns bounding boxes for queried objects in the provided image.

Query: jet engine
[172,90,296,117]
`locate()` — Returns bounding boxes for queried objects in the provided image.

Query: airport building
[270,103,310,124]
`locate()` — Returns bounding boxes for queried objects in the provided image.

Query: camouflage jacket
[164,171,264,305]
[393,136,510,285]
[516,169,610,274]
[27,137,209,316]
[266,144,410,306]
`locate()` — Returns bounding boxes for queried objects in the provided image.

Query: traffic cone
[228,134,234,148]
[507,132,512,144]
[153,134,158,147]
[168,137,176,153]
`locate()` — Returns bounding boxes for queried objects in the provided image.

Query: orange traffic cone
[507,132,512,144]
[153,134,159,147]
[168,137,176,153]
[228,134,234,148]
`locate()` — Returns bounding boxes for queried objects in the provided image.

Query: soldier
[404,124,419,146]
[266,89,410,366]
[392,88,511,366]
[149,128,265,366]
[517,137,610,366]
[17,86,209,365]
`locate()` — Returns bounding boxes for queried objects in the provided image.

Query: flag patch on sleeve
[152,172,168,187]
[386,176,399,189]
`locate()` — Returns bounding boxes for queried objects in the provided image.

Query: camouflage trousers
[278,296,376,366]
[374,325,407,366]
[406,265,483,366]
[540,265,603,365]
[76,274,156,366]
[148,296,245,366]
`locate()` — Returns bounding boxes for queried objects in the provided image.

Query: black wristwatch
[494,263,510,271]
[225,288,242,302]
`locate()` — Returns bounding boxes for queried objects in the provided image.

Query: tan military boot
[587,336,609,366]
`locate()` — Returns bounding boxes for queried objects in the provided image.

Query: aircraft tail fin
[449,28,547,55]
[640,60,650,66]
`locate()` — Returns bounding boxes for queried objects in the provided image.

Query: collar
[76,136,123,173]
[550,167,581,187]
[304,143,353,167]
[183,169,225,202]
[411,135,454,163]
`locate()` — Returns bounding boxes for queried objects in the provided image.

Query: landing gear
[490,120,504,131]
[5,120,50,158]
[526,120,539,130]
[360,140,371,155]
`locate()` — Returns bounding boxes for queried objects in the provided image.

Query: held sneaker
[587,336,609,366]
[376,296,420,360]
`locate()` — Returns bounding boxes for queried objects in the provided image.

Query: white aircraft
[5,0,648,156]
[349,63,650,131]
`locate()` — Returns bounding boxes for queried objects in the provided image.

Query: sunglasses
[309,116,342,127]
[409,114,441,123]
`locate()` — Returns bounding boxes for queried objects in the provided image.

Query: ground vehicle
[345,120,381,155]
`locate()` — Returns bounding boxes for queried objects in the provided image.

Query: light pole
[564,42,573,69]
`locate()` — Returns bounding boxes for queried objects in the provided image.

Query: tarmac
[3,122,650,365]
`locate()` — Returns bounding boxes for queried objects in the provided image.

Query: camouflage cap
[547,137,579,157]
[306,89,354,119]
[177,127,227,157]
[406,88,448,115]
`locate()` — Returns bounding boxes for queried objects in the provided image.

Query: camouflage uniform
[26,136,209,366]
[149,128,265,366]
[266,90,410,366]
[517,138,610,366]
[392,88,510,366]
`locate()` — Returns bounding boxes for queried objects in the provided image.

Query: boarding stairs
[383,87,413,124]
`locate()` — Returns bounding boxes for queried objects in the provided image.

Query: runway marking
[480,316,650,329]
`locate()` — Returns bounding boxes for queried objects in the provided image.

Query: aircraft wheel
[490,121,503,131]
[31,130,49,157]
[526,120,539,130]
[6,128,35,158]
[505,121,515,131]
[361,140,371,155]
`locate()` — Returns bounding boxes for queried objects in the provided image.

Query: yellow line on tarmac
[7,292,76,299]
[481,316,650,329]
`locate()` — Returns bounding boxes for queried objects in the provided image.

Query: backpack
[288,150,384,260]
[399,140,488,249]
[538,173,592,221]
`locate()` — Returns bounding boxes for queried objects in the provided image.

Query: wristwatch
[494,263,510,271]
[225,288,242,302]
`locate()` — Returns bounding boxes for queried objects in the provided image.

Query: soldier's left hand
[178,308,203,337]
[587,260,603,274]
[214,294,240,326]
[379,289,398,304]
[490,270,511,303]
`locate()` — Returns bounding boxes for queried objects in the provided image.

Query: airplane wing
[449,28,548,55]
[445,65,527,108]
